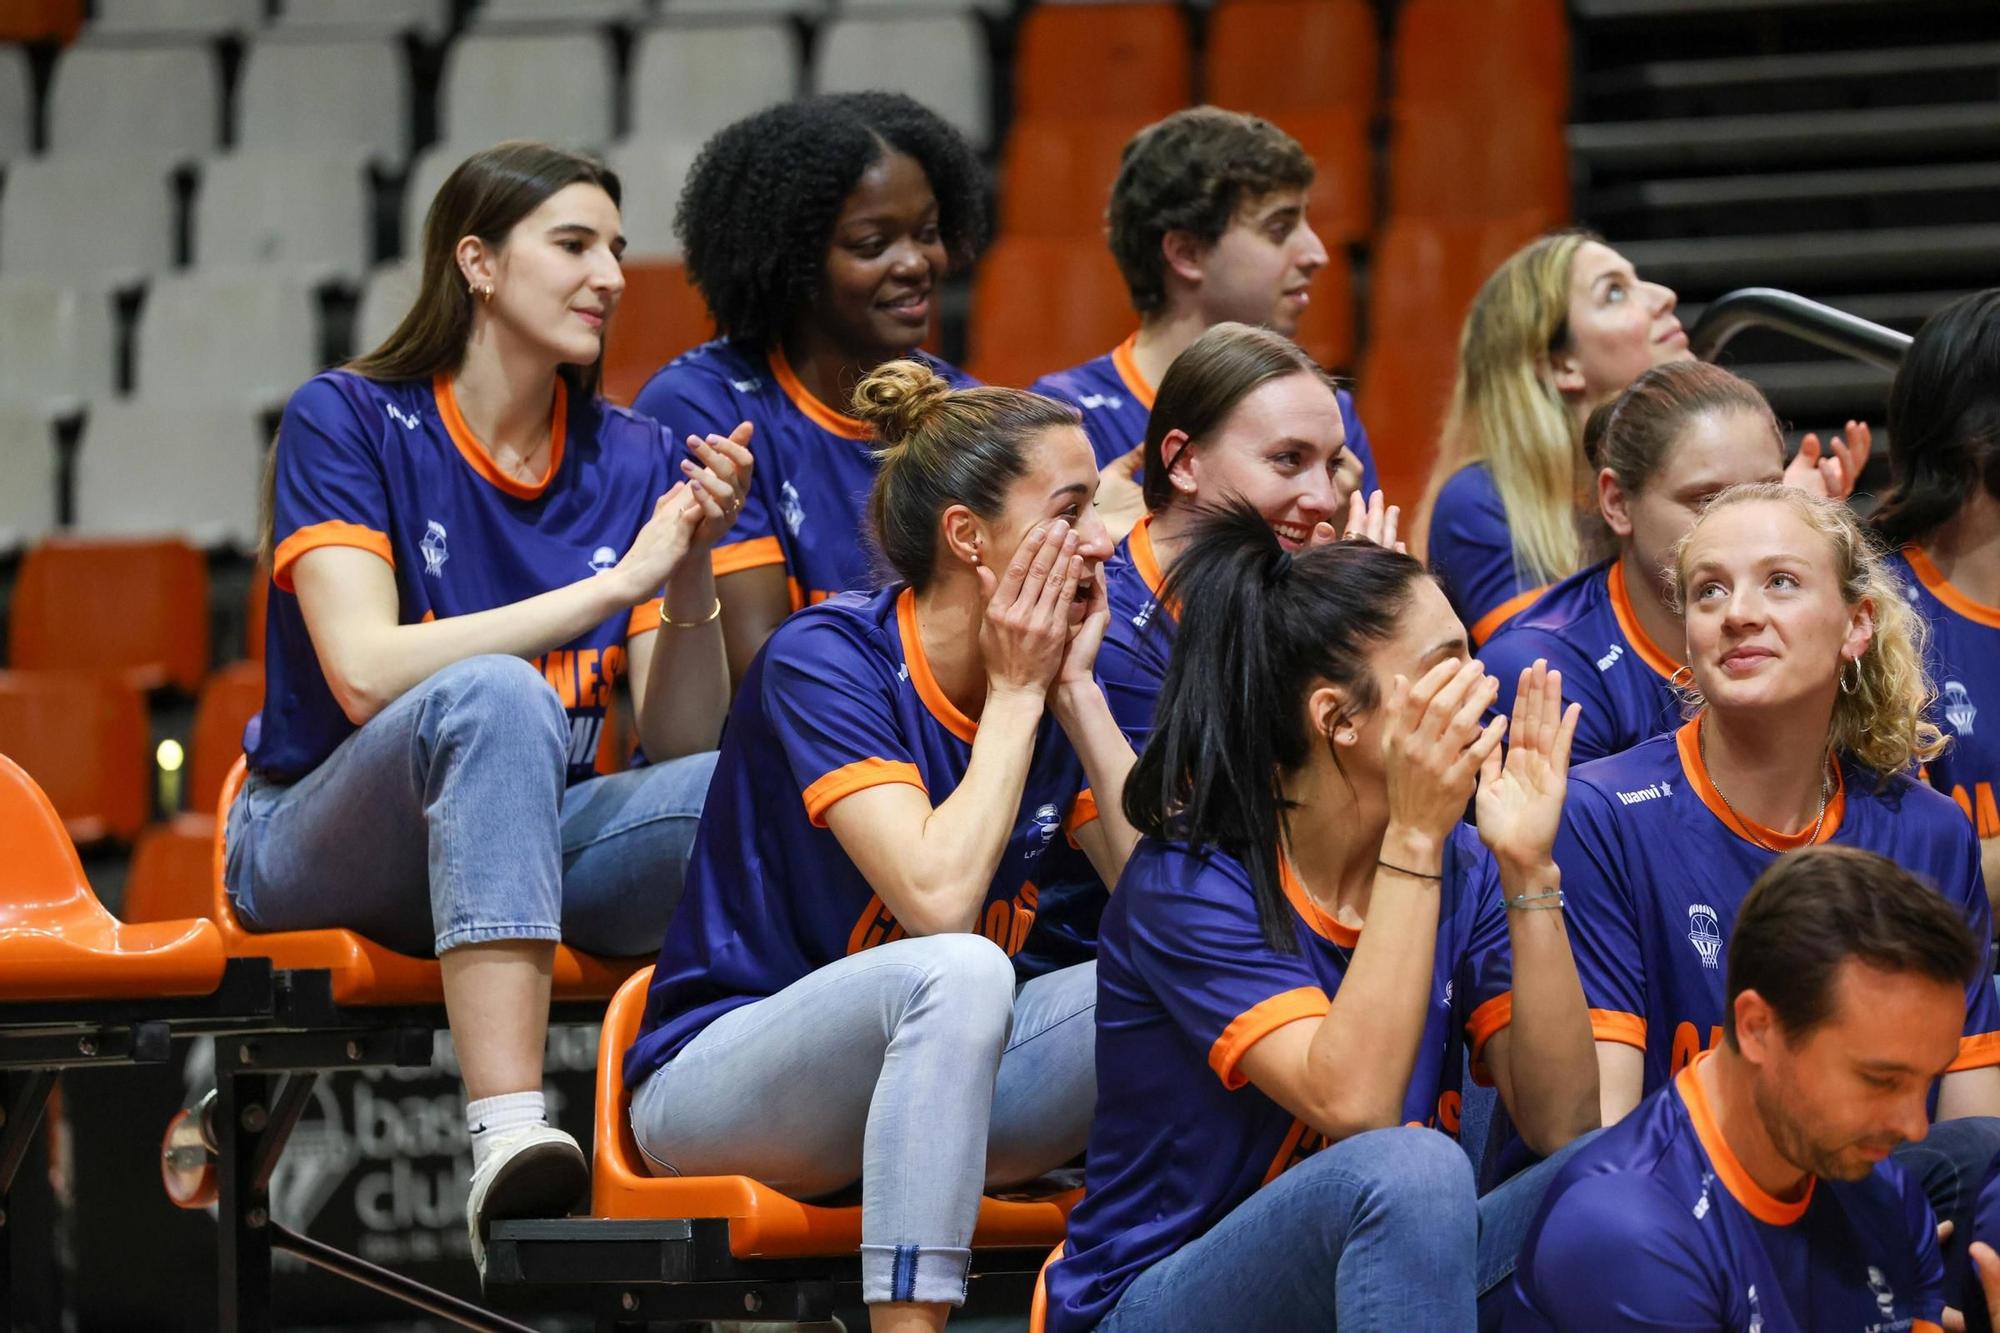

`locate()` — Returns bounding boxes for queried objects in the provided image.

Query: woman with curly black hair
[633,92,987,682]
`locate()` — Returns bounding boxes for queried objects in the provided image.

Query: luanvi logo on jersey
[1687,904,1723,970]
[1077,392,1126,413]
[1945,680,1977,736]
[383,402,422,431]
[1596,642,1624,672]
[420,521,448,577]
[1133,598,1158,630]
[587,546,617,574]
[780,480,806,536]
[1615,780,1672,806]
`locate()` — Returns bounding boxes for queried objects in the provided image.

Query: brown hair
[1586,360,1783,496]
[856,360,1081,591]
[1141,322,1341,512]
[1727,845,1979,1049]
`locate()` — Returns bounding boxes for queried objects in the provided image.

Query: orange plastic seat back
[968,237,1134,388]
[594,964,658,1212]
[1368,213,1548,347]
[1357,333,1461,508]
[12,537,210,693]
[190,661,265,815]
[1292,246,1357,373]
[1016,4,1192,124]
[603,260,713,407]
[1207,0,1378,117]
[0,668,148,844]
[1394,0,1569,115]
[1389,104,1570,225]
[998,113,1153,240]
[125,814,217,924]
[245,573,269,663]
[0,0,81,42]
[0,753,224,999]
[1274,107,1373,249]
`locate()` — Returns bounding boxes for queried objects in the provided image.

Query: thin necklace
[1699,727,1832,851]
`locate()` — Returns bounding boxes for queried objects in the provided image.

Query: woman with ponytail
[1043,509,1599,1331]
[1552,482,2000,1247]
[625,361,1136,1332]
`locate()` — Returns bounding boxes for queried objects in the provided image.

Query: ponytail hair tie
[1264,549,1294,586]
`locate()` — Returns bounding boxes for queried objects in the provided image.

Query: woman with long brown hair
[229,141,751,1272]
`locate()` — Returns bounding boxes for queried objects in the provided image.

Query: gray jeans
[630,936,1097,1306]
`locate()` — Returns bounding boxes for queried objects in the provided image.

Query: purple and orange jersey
[1509,1054,1945,1332]
[1045,826,1513,1332]
[633,338,975,608]
[1891,545,2000,842]
[1429,462,1546,646]
[255,370,670,785]
[624,585,1094,1086]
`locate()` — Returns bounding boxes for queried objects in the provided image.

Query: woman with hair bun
[625,362,1136,1332]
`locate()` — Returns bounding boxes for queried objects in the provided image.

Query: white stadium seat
[47,41,222,160]
[812,12,990,150]
[275,0,449,39]
[193,149,374,281]
[132,269,322,409]
[400,139,468,257]
[0,155,177,280]
[88,0,262,37]
[0,406,60,555]
[605,139,699,259]
[0,46,31,165]
[658,0,823,15]
[73,400,266,548]
[0,279,118,411]
[354,258,420,357]
[628,20,800,148]
[237,33,412,167]
[478,0,651,25]
[440,30,617,148]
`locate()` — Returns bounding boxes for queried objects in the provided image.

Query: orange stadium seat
[1014,3,1193,124]
[10,537,210,694]
[968,236,1134,388]
[0,670,148,845]
[189,660,264,815]
[591,965,1076,1253]
[1293,246,1357,372]
[244,573,269,662]
[998,113,1153,240]
[604,259,712,407]
[1388,103,1571,225]
[123,813,218,925]
[0,0,82,43]
[1393,0,1569,115]
[1275,107,1374,248]
[1206,0,1379,117]
[1367,213,1548,348]
[1356,333,1461,508]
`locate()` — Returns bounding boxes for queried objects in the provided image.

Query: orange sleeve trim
[1590,1008,1648,1050]
[1063,789,1100,848]
[1208,986,1330,1090]
[1470,584,1549,647]
[1466,991,1513,1058]
[272,521,393,592]
[1947,1030,2000,1074]
[802,758,927,827]
[712,535,786,578]
[627,599,662,637]
[1916,1320,1944,1333]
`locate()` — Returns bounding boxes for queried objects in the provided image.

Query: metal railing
[1688,287,1911,370]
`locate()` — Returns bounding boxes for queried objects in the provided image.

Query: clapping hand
[1475,660,1581,871]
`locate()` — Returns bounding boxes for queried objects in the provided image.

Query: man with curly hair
[1031,107,1378,539]
[633,92,986,682]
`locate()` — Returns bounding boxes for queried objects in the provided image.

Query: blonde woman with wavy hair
[1538,479,2000,1249]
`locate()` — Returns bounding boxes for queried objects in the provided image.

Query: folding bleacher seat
[997,113,1152,240]
[1393,0,1569,117]
[0,406,59,555]
[656,0,821,15]
[72,401,266,548]
[274,0,447,38]
[354,257,420,356]
[438,29,617,149]
[478,0,650,24]
[0,45,30,165]
[0,671,149,843]
[812,11,991,150]
[123,813,218,923]
[0,154,176,280]
[0,277,117,409]
[605,139,700,259]
[45,40,222,160]
[188,659,264,816]
[1387,103,1570,226]
[1013,2,1192,125]
[1367,213,1547,348]
[192,148,374,281]
[87,0,261,37]
[602,258,711,405]
[130,269,321,408]
[1272,107,1373,248]
[967,236,1132,388]
[627,20,799,149]
[0,0,83,43]
[11,536,211,691]
[1205,0,1378,118]
[400,140,462,254]
[235,32,412,168]
[245,575,268,662]
[1291,246,1357,372]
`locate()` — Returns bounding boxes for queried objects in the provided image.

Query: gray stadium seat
[354,258,420,357]
[658,0,823,15]
[400,140,467,257]
[193,149,374,281]
[131,269,321,409]
[88,0,263,37]
[0,155,176,280]
[73,400,265,548]
[0,278,118,411]
[628,20,800,148]
[440,30,617,148]
[0,405,60,555]
[46,41,222,160]
[606,139,700,259]
[275,0,449,38]
[237,32,412,167]
[811,12,990,150]
[0,46,30,164]
[478,0,652,24]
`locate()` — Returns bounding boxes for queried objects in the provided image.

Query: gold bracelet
[660,596,722,628]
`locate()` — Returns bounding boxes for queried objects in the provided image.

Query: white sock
[467,1090,547,1172]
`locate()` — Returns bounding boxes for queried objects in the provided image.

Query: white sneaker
[465,1123,589,1277]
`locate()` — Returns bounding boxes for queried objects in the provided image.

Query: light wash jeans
[1095,1124,1597,1333]
[224,654,716,958]
[630,936,1097,1307]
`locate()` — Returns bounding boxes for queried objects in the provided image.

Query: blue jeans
[225,654,715,958]
[1097,1125,1596,1333]
[630,937,1097,1307]
[1893,1114,2000,1301]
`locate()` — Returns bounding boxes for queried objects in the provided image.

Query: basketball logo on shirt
[780,481,806,536]
[588,546,618,574]
[1031,804,1062,848]
[1866,1266,1896,1320]
[420,521,449,577]
[1945,680,1977,736]
[1687,904,1723,970]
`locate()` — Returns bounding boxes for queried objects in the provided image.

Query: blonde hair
[854,359,1080,591]
[1671,482,1944,778]
[1413,231,1596,584]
